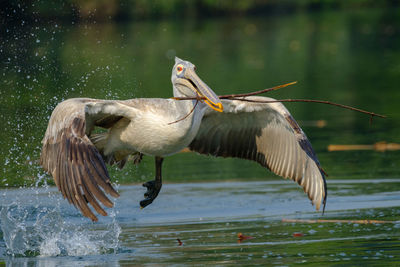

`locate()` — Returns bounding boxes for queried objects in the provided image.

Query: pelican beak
[184,68,223,112]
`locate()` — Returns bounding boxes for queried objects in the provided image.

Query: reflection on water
[0,180,399,265]
[1,5,400,267]
[1,7,399,187]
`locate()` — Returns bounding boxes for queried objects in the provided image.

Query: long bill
[184,68,223,112]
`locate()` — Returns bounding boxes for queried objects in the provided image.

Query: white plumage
[40,57,327,221]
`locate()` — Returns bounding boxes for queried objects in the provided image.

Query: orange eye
[176,65,183,73]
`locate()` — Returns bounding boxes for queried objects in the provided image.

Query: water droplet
[308,229,317,234]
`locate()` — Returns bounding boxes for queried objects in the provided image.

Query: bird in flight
[40,57,327,221]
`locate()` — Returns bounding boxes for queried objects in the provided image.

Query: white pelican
[40,57,327,221]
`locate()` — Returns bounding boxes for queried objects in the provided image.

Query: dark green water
[0,7,399,266]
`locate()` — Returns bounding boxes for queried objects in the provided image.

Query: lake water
[1,6,400,266]
[1,180,400,266]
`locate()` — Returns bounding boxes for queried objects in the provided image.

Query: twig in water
[327,141,400,152]
[237,233,254,243]
[282,218,399,224]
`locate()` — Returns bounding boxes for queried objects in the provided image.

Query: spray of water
[0,188,121,257]
[0,6,130,258]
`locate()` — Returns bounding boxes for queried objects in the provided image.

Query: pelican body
[40,57,327,221]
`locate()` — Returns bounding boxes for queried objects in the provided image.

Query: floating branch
[237,232,254,243]
[282,218,399,224]
[328,141,400,152]
[298,120,327,128]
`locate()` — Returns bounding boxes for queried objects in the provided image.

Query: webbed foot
[140,180,162,208]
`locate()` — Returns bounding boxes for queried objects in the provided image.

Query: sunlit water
[1,180,399,266]
[1,4,400,267]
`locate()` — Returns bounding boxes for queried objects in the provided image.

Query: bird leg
[140,156,163,208]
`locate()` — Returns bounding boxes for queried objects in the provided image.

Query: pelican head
[172,57,223,112]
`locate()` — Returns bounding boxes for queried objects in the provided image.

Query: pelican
[40,57,327,221]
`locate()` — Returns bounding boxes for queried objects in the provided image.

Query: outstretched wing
[189,96,327,211]
[40,98,136,221]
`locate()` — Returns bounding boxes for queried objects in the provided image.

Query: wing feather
[190,96,327,211]
[40,98,121,221]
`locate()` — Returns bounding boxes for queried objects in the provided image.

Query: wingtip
[322,171,328,215]
[315,191,327,215]
[110,189,120,198]
[322,193,327,215]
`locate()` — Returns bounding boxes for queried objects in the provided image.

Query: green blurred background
[1,0,399,187]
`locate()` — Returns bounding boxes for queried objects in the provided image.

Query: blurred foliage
[0,0,399,22]
[0,5,399,187]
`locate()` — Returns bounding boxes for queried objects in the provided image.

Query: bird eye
[176,65,183,73]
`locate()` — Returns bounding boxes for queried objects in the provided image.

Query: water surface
[1,179,399,266]
[1,6,400,266]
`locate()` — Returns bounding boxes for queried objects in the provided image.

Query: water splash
[0,193,121,257]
